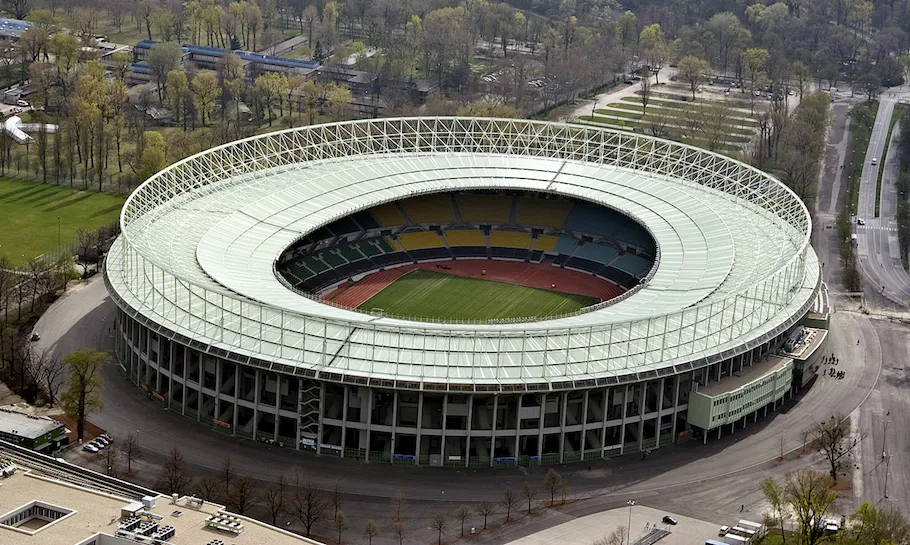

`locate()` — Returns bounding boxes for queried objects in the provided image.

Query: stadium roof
[106,118,819,391]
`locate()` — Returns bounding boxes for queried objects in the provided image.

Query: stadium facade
[105,117,828,467]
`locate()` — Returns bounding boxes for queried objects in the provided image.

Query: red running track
[325,259,624,309]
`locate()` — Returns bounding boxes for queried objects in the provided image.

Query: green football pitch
[357,269,600,321]
[0,178,125,266]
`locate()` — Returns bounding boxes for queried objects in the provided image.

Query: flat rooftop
[783,327,827,360]
[0,407,62,440]
[695,355,792,397]
[505,505,720,545]
[0,466,322,545]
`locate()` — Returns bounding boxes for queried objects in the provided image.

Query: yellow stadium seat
[371,203,405,226]
[444,230,486,246]
[456,194,512,223]
[534,234,559,251]
[515,198,573,228]
[398,231,444,250]
[489,231,531,249]
[401,194,456,224]
[384,236,404,252]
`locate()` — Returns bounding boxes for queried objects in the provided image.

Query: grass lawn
[0,178,125,266]
[358,269,599,321]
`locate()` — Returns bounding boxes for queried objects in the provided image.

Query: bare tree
[640,68,653,114]
[543,468,564,506]
[501,487,517,522]
[392,488,405,521]
[37,351,65,406]
[263,474,287,525]
[522,481,537,515]
[810,414,859,482]
[104,444,119,476]
[454,505,473,536]
[156,445,194,495]
[432,513,449,545]
[783,469,838,545]
[594,526,629,545]
[119,433,139,474]
[226,474,259,515]
[197,475,223,502]
[221,455,235,493]
[478,499,496,529]
[291,470,327,538]
[393,522,405,545]
[331,482,343,519]
[364,519,380,545]
[333,510,350,544]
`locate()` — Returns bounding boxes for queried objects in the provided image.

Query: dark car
[662,516,678,525]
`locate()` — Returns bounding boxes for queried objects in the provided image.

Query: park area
[0,178,125,267]
[357,269,600,321]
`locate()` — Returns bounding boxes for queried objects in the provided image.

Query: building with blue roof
[133,40,319,78]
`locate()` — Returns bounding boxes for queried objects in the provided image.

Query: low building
[686,355,795,439]
[0,408,67,452]
[0,17,32,42]
[0,439,324,545]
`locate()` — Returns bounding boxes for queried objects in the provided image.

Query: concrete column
[515,395,524,463]
[536,394,545,461]
[340,386,349,457]
[415,392,424,464]
[637,383,647,449]
[671,375,682,439]
[490,394,499,467]
[580,390,590,461]
[655,377,665,448]
[619,385,629,455]
[559,392,568,462]
[390,391,399,460]
[365,388,373,461]
[440,394,449,464]
[600,387,609,458]
[464,395,473,468]
[294,377,302,450]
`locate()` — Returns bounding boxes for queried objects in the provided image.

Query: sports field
[0,178,125,266]
[357,270,600,320]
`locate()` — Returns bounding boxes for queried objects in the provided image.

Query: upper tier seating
[444,230,486,246]
[401,194,456,224]
[562,202,625,238]
[370,203,405,226]
[613,225,656,254]
[489,231,531,249]
[456,194,512,223]
[397,231,444,250]
[516,197,573,228]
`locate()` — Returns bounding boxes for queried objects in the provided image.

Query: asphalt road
[855,94,910,307]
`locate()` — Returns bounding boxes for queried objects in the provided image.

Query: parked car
[15,100,28,108]
[662,516,678,525]
[857,217,866,225]
[719,526,730,536]
[94,437,110,447]
[100,433,113,442]
[90,440,106,449]
[83,443,99,453]
[29,332,39,342]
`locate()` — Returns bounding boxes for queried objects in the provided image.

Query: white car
[719,526,730,536]
[82,443,99,453]
[90,440,106,450]
[871,157,878,165]
[15,100,28,108]
[857,217,865,225]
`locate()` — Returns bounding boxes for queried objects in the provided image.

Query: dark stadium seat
[337,244,364,262]
[491,247,529,260]
[563,202,625,237]
[450,246,488,257]
[564,257,606,275]
[351,211,379,230]
[320,251,347,268]
[409,247,451,261]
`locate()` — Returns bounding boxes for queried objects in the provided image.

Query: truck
[723,533,748,545]
[738,521,764,536]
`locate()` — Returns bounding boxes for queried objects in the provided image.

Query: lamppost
[627,500,635,545]
[882,411,890,460]
[57,216,60,248]
[884,453,891,499]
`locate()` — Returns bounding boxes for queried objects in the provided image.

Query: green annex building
[686,324,827,441]
[0,407,68,452]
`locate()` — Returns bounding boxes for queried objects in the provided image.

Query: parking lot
[504,505,722,545]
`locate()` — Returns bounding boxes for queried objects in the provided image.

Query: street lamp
[882,411,890,460]
[627,500,635,545]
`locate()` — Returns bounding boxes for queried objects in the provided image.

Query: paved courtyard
[505,505,725,545]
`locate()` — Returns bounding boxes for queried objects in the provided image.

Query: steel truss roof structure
[105,117,820,393]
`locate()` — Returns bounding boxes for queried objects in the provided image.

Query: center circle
[275,190,657,322]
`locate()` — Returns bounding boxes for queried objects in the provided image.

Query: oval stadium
[104,117,830,467]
